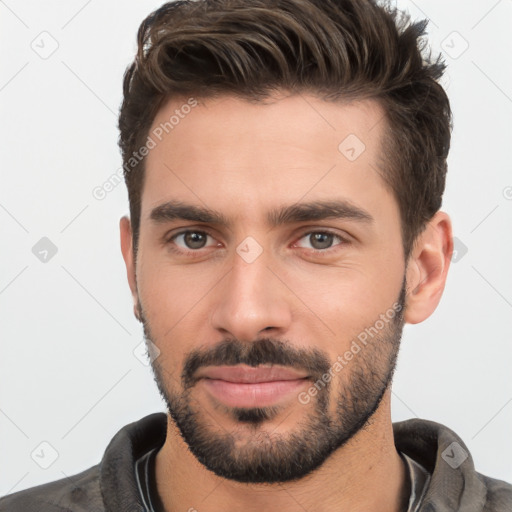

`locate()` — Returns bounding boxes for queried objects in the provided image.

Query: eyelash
[165,229,349,257]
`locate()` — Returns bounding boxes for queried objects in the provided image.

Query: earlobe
[404,211,453,324]
[119,215,140,321]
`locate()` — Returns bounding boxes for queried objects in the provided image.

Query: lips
[196,365,309,383]
[196,365,311,408]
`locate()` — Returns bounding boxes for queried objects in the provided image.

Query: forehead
[141,93,393,225]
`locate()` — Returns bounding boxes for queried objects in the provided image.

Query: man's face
[131,93,408,483]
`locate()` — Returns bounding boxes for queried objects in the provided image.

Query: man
[1,0,511,510]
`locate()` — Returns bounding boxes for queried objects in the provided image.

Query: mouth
[197,365,310,408]
[197,364,309,383]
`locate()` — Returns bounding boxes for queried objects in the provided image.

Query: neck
[155,389,409,512]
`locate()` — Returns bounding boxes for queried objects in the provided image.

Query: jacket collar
[99,413,488,511]
[100,412,167,511]
[393,418,487,511]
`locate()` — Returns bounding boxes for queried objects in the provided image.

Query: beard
[138,278,407,484]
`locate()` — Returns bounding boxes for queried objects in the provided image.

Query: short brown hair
[118,0,452,262]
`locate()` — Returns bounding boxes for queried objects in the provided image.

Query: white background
[1,0,511,496]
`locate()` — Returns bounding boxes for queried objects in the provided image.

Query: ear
[120,215,141,322]
[404,211,453,324]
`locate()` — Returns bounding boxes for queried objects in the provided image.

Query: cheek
[283,261,401,329]
[137,261,228,379]
[277,268,403,383]
[138,258,219,325]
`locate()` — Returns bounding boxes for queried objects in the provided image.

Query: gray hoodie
[1,413,511,511]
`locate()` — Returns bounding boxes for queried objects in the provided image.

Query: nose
[210,246,293,342]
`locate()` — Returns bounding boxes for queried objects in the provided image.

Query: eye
[294,231,347,251]
[169,230,218,252]
[165,229,349,258]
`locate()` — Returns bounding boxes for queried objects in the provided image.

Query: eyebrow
[149,199,374,228]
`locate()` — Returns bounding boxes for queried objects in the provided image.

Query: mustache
[182,337,331,389]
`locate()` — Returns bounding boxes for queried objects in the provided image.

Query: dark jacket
[1,412,511,511]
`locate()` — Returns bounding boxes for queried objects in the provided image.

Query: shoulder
[479,472,512,511]
[0,464,103,512]
[393,417,512,510]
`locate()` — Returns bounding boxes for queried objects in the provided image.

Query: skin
[120,92,453,512]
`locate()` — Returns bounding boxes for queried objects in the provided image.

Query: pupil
[185,232,206,249]
[311,233,332,250]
